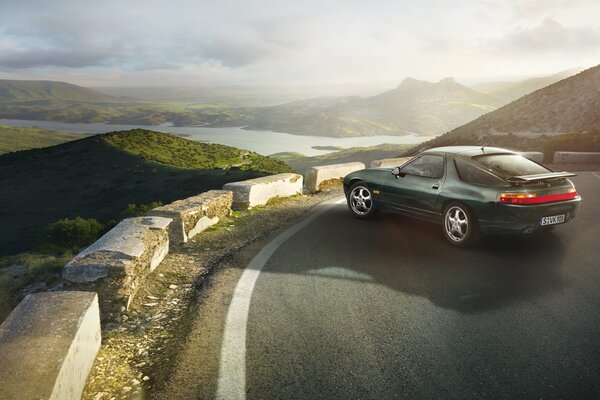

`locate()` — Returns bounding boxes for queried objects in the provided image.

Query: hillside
[0,79,118,103]
[472,69,579,104]
[0,79,249,125]
[245,78,499,137]
[0,129,292,255]
[405,65,600,159]
[0,125,85,154]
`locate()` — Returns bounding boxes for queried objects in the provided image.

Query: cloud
[486,18,600,54]
[0,0,598,86]
[0,0,312,71]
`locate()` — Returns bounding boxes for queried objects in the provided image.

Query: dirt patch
[81,186,343,399]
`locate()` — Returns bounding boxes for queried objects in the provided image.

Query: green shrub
[42,217,105,254]
[122,201,164,218]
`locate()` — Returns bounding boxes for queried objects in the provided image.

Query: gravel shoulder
[82,186,343,400]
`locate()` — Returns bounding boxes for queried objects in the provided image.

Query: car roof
[423,146,517,158]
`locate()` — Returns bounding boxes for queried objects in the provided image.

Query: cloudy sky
[0,0,598,87]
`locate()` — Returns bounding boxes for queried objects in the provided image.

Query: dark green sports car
[343,146,581,247]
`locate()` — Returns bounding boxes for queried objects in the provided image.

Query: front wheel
[442,202,479,247]
[347,181,377,219]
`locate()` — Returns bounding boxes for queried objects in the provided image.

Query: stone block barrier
[519,151,544,163]
[223,173,303,210]
[305,162,365,193]
[370,157,412,168]
[0,292,101,400]
[553,151,600,164]
[148,190,233,243]
[62,216,172,308]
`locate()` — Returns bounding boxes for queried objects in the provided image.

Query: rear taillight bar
[500,189,580,204]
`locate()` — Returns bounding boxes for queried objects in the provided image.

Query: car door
[381,154,445,219]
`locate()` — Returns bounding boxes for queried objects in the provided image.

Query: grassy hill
[0,125,86,154]
[246,78,499,137]
[406,65,600,158]
[0,129,292,255]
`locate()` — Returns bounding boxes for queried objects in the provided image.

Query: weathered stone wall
[305,162,365,193]
[148,190,233,243]
[0,292,101,400]
[553,151,600,163]
[62,216,171,308]
[370,157,412,168]
[223,173,303,210]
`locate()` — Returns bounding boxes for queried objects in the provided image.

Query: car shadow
[271,206,567,314]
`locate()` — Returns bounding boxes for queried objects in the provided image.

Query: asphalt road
[158,173,600,400]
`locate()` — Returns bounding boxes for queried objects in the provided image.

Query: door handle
[432,182,440,189]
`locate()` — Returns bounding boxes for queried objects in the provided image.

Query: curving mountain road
[158,173,600,400]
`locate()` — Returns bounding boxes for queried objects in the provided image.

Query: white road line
[215,197,345,400]
[592,172,600,180]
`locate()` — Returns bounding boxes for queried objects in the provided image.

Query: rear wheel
[442,202,479,247]
[347,181,377,219]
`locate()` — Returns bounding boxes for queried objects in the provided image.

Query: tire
[442,202,479,247]
[347,181,377,219]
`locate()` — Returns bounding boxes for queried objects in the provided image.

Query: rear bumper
[479,198,581,234]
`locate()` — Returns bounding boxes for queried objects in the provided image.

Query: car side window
[454,158,508,186]
[401,155,444,178]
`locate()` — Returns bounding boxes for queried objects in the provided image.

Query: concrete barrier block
[0,291,101,400]
[62,216,171,308]
[553,151,600,164]
[223,173,303,210]
[519,151,544,163]
[305,162,365,193]
[148,190,233,243]
[370,157,412,168]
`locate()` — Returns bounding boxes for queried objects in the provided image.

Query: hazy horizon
[0,0,599,88]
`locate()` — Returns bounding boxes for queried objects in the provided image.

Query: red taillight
[500,188,579,204]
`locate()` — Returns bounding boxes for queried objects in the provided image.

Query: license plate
[541,214,566,226]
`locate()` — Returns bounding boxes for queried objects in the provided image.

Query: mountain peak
[439,77,457,84]
[397,77,428,88]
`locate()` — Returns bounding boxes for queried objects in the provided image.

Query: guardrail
[305,162,365,193]
[553,151,600,164]
[370,157,412,168]
[223,173,303,210]
[0,292,101,400]
[148,190,233,243]
[62,216,172,309]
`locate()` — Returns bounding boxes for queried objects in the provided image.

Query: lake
[0,119,426,156]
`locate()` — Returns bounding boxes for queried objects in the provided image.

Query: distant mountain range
[0,79,118,103]
[0,68,586,138]
[0,130,291,255]
[245,77,500,137]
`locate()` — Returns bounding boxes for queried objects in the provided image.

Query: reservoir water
[0,119,426,156]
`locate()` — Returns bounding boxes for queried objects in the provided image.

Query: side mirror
[391,167,404,178]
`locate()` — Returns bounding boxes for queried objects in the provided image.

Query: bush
[122,201,164,218]
[42,217,105,254]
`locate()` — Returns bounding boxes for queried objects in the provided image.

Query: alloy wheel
[444,206,469,242]
[350,186,373,216]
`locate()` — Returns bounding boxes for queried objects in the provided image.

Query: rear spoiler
[506,171,577,183]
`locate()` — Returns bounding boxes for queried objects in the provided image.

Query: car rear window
[455,159,508,186]
[474,154,550,177]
